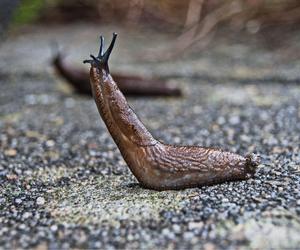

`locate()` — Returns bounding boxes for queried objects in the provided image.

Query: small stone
[188,222,204,231]
[222,198,229,203]
[229,116,240,125]
[172,224,181,234]
[65,98,75,108]
[162,228,175,240]
[4,149,17,157]
[174,137,181,144]
[162,228,170,236]
[89,150,97,157]
[23,212,32,219]
[46,140,55,147]
[217,116,225,125]
[6,174,18,180]
[193,105,202,114]
[127,234,134,241]
[183,232,194,240]
[203,242,216,250]
[15,198,22,204]
[18,224,26,230]
[36,197,45,205]
[240,134,251,143]
[50,225,58,232]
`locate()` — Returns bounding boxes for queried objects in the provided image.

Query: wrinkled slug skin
[84,33,259,191]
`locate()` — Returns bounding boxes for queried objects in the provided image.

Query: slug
[52,49,182,97]
[83,33,259,191]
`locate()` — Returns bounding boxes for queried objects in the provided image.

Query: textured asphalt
[0,25,300,249]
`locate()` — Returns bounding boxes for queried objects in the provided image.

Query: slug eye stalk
[83,33,117,71]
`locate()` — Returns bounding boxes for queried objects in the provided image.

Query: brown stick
[183,0,204,29]
[144,0,300,61]
[143,0,243,61]
[169,1,245,59]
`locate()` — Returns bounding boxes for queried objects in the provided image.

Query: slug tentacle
[84,33,259,191]
[102,33,117,64]
[84,33,117,73]
[98,36,104,57]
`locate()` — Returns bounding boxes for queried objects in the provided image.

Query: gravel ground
[0,24,300,249]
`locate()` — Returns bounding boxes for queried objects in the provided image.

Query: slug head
[83,32,117,72]
[244,153,260,178]
[49,40,66,65]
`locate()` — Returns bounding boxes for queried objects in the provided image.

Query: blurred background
[1,0,300,81]
[2,0,300,57]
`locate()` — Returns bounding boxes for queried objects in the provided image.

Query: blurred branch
[143,0,300,60]
[12,0,300,58]
[183,0,204,29]
[145,0,246,60]
[176,1,243,54]
[126,0,144,26]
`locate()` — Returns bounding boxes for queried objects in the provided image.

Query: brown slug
[83,33,259,191]
[52,49,182,97]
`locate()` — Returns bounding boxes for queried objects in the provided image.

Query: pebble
[229,116,240,125]
[36,197,45,205]
[188,222,204,231]
[172,224,181,234]
[46,140,55,147]
[4,149,17,157]
[23,212,32,219]
[15,198,22,204]
[50,225,58,232]
[183,232,194,240]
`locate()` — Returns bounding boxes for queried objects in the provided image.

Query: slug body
[53,52,91,94]
[53,51,182,97]
[84,34,259,190]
